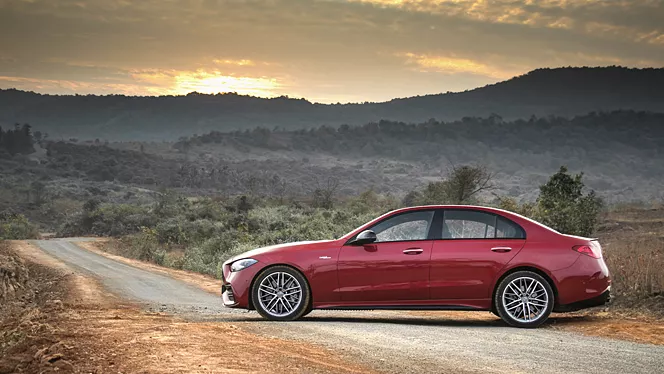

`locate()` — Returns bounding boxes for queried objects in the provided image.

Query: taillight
[573,244,601,259]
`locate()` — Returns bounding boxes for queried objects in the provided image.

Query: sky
[0,0,663,103]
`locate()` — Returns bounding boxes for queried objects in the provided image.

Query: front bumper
[221,283,237,307]
[220,261,263,309]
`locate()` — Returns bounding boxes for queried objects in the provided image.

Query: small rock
[43,353,64,364]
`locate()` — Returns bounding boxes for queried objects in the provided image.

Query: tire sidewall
[495,271,554,328]
[251,265,311,321]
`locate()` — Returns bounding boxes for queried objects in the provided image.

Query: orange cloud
[400,53,518,79]
[212,59,257,66]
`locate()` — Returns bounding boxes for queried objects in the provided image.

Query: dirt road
[32,239,664,374]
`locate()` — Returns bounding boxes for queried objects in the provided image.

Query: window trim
[344,209,438,245]
[439,209,526,241]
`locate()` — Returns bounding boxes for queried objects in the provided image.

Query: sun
[173,70,280,97]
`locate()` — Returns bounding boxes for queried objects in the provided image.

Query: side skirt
[318,305,486,311]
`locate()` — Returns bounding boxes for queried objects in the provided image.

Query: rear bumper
[552,254,611,305]
[554,288,611,312]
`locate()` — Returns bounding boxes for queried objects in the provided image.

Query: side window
[496,216,525,239]
[443,210,496,239]
[369,211,434,243]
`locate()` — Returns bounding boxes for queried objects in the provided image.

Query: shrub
[0,212,39,240]
[495,167,603,237]
[123,227,165,264]
[537,166,603,236]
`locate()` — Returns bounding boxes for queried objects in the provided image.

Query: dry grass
[598,206,664,315]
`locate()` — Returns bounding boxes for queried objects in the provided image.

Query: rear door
[430,209,526,300]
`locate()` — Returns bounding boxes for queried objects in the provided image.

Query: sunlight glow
[131,69,281,97]
[401,53,514,79]
[174,71,279,96]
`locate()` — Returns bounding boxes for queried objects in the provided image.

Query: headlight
[230,258,258,272]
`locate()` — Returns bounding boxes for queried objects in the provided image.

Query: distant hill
[1,66,663,141]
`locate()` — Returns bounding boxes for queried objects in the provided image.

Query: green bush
[122,227,165,263]
[0,212,39,240]
[537,166,603,236]
[496,166,603,236]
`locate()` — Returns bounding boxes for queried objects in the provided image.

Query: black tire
[494,271,554,328]
[301,303,314,318]
[251,265,311,321]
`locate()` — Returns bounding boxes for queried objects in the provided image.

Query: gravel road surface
[33,239,664,374]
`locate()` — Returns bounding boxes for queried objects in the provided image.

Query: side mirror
[349,230,377,246]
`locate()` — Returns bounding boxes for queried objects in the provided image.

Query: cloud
[0,0,662,102]
[400,52,519,79]
[347,0,664,43]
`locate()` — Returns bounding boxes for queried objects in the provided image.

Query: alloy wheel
[501,276,549,323]
[257,271,303,317]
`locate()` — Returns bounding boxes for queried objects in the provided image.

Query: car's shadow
[299,315,505,327]
[217,312,504,327]
[214,311,596,328]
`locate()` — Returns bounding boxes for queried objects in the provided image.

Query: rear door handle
[491,246,512,253]
[403,248,424,255]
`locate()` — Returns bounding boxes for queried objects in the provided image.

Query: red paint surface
[221,205,611,311]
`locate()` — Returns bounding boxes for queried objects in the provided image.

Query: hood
[225,240,335,264]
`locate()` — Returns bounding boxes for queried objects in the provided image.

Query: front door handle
[403,248,424,255]
[491,246,512,253]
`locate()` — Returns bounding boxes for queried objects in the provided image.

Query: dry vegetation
[598,205,664,315]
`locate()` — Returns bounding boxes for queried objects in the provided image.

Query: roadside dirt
[76,239,664,346]
[2,241,376,374]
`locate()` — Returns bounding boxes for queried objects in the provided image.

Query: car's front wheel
[494,271,554,328]
[251,265,311,321]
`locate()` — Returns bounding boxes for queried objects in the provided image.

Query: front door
[338,210,436,302]
[430,209,526,300]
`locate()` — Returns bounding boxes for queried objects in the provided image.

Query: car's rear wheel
[495,271,554,328]
[252,265,311,321]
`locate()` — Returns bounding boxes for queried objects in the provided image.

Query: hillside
[1,110,663,232]
[129,110,664,203]
[1,67,663,141]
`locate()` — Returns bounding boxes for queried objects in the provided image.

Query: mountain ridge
[1,66,663,141]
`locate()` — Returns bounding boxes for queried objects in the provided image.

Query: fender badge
[319,256,332,260]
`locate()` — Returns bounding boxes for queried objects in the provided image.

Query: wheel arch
[247,263,312,311]
[491,265,559,312]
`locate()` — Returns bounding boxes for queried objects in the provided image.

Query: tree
[418,164,494,205]
[444,164,495,204]
[418,180,450,205]
[0,123,35,155]
[537,166,603,236]
[312,177,340,209]
[30,181,47,206]
[401,190,421,207]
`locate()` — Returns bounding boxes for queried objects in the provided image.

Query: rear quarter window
[496,216,526,239]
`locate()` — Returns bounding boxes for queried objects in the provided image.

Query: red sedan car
[221,205,611,327]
